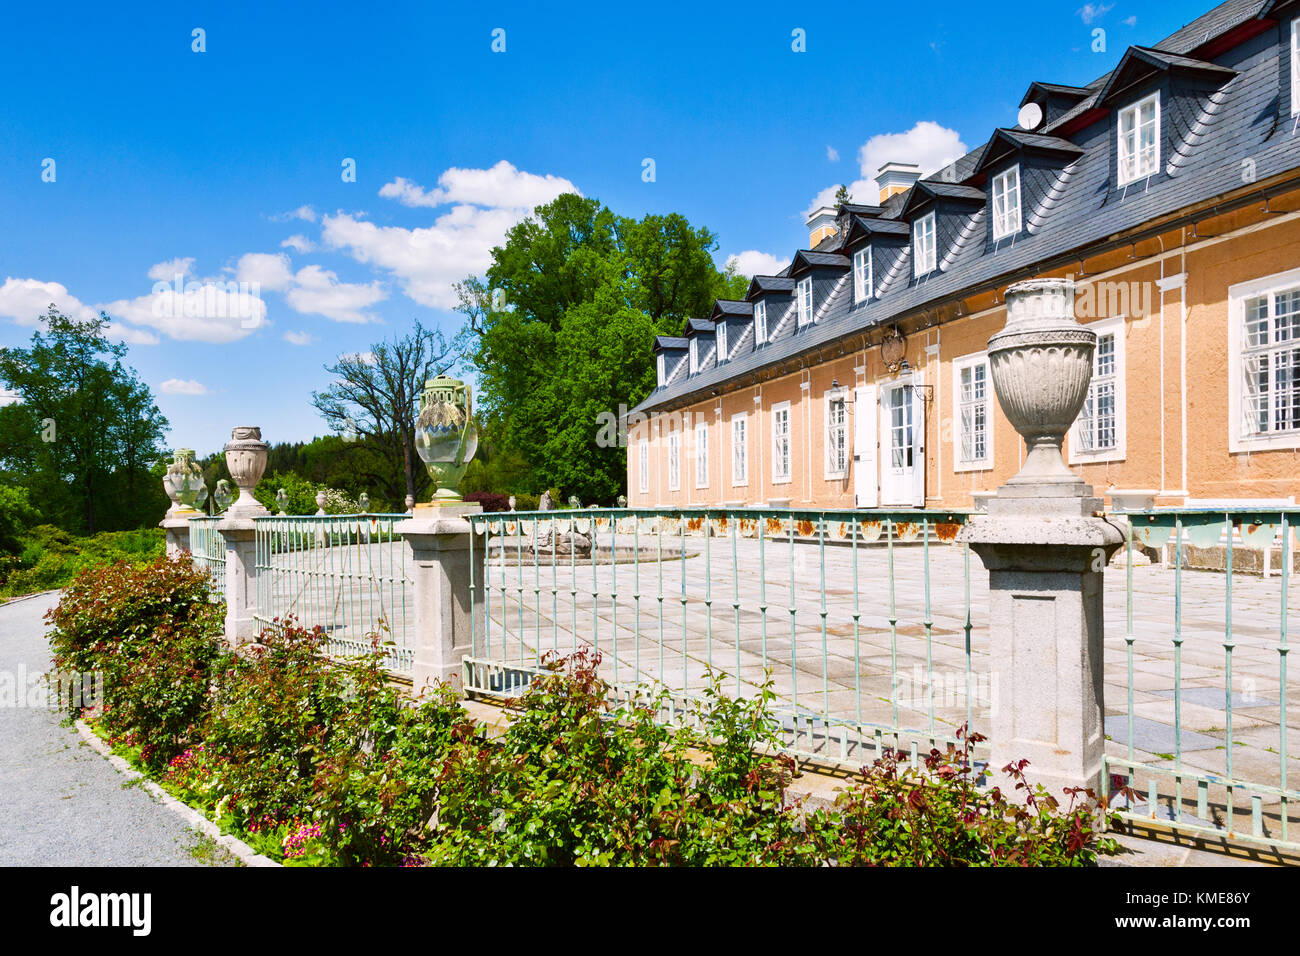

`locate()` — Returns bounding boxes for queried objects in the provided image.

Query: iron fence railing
[188,516,225,595]
[1104,507,1298,852]
[252,514,414,672]
[464,508,983,766]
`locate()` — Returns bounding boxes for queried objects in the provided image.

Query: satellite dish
[1018,102,1044,130]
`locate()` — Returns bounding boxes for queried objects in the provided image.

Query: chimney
[876,162,921,203]
[805,205,838,248]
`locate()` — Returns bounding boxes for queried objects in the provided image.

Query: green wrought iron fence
[188,516,225,594]
[464,508,984,766]
[1104,507,1298,852]
[252,515,414,672]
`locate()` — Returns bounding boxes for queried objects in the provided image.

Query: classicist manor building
[627,0,1300,513]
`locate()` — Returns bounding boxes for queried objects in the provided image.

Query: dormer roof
[1096,46,1238,106]
[973,128,1086,175]
[1019,81,1092,108]
[789,250,851,276]
[900,182,986,219]
[746,275,796,298]
[683,317,715,337]
[842,215,913,246]
[710,300,753,321]
[652,335,687,353]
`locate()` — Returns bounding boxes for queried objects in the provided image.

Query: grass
[0,525,164,600]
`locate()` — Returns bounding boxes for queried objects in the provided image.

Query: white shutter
[854,385,878,508]
[909,382,926,507]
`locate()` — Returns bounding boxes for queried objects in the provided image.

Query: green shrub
[47,555,224,767]
[0,485,41,556]
[512,492,539,512]
[1,524,164,599]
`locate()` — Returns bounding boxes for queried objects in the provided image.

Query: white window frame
[716,321,728,363]
[771,401,792,484]
[952,352,994,471]
[853,247,872,303]
[824,390,849,479]
[1228,267,1300,452]
[796,277,813,327]
[667,431,681,491]
[753,299,767,344]
[1069,316,1127,464]
[656,353,666,387]
[731,413,748,487]
[638,438,649,493]
[1291,17,1300,117]
[1117,92,1160,187]
[913,212,936,276]
[694,421,709,489]
[689,337,700,375]
[991,165,1022,241]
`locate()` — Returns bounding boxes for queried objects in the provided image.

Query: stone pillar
[217,519,259,645]
[217,426,270,646]
[397,503,482,695]
[959,279,1122,798]
[160,515,192,557]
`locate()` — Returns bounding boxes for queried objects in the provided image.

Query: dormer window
[853,247,872,302]
[991,166,1021,240]
[1292,17,1299,116]
[715,321,727,362]
[913,212,936,276]
[657,353,666,386]
[689,337,701,374]
[1117,92,1160,186]
[754,300,767,344]
[796,277,813,327]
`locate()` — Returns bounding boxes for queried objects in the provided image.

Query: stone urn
[223,426,269,515]
[987,279,1095,491]
[315,490,327,516]
[414,376,479,503]
[162,448,206,516]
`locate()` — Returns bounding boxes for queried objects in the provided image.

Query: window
[1117,93,1160,186]
[772,402,791,483]
[695,421,709,488]
[796,277,813,327]
[656,353,666,387]
[991,166,1021,240]
[1070,317,1126,463]
[1292,18,1300,117]
[913,212,936,276]
[731,413,748,486]
[952,354,993,469]
[638,439,649,493]
[716,321,728,363]
[853,248,872,303]
[825,393,848,478]
[1238,281,1300,444]
[754,299,767,344]
[667,431,680,490]
[689,337,700,374]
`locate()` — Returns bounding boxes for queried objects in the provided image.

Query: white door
[880,380,925,507]
[854,385,878,508]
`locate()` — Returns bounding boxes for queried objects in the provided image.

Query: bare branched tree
[311,319,458,506]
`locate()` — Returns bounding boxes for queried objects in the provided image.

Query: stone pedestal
[159,513,196,557]
[961,490,1123,798]
[216,517,259,646]
[397,504,482,695]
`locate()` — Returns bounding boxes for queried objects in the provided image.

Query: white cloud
[283,330,314,346]
[724,251,792,278]
[0,277,98,326]
[805,122,968,216]
[281,234,316,253]
[147,257,196,282]
[1122,15,1137,26]
[285,265,386,323]
[380,161,579,212]
[159,378,209,396]
[235,252,295,292]
[1077,3,1114,24]
[271,205,317,223]
[0,388,19,407]
[102,284,267,344]
[338,350,377,365]
[826,145,839,162]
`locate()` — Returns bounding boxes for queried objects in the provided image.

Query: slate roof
[635,0,1300,416]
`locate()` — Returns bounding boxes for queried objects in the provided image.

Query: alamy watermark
[0,667,102,710]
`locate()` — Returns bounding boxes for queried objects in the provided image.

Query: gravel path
[0,592,235,866]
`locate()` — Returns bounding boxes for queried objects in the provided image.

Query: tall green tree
[458,195,746,502]
[0,307,169,533]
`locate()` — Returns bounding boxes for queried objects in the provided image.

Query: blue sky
[0,0,1214,455]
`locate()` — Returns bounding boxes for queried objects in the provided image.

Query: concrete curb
[0,588,62,607]
[73,720,280,868]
